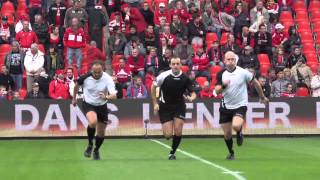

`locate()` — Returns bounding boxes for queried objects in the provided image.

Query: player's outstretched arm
[252,78,269,105]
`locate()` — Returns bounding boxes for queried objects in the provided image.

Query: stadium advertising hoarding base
[0,98,320,137]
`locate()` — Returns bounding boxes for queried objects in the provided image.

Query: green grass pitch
[0,138,319,180]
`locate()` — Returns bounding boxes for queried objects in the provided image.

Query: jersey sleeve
[153,70,170,87]
[216,69,225,86]
[243,69,254,83]
[77,72,92,86]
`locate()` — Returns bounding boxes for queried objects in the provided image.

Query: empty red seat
[181,65,190,73]
[260,64,271,76]
[305,53,319,63]
[257,54,270,64]
[210,65,223,75]
[309,63,319,74]
[1,1,15,14]
[280,11,293,22]
[196,76,208,88]
[296,87,309,97]
[309,1,320,12]
[220,32,229,45]
[293,1,307,11]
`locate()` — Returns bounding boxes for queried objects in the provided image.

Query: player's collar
[226,66,236,73]
[170,70,182,77]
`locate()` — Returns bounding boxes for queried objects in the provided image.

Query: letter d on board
[15,104,39,131]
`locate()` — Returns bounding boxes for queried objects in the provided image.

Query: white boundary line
[151,139,246,180]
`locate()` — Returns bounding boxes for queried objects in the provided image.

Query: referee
[151,57,196,160]
[215,51,268,160]
[72,60,117,160]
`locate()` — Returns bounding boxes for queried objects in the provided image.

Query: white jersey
[216,66,253,109]
[78,72,117,106]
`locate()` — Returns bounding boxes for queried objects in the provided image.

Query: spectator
[283,26,301,54]
[159,48,173,71]
[191,46,210,80]
[140,2,154,26]
[159,36,169,56]
[207,40,223,67]
[104,0,122,16]
[268,67,277,83]
[87,41,106,61]
[124,36,146,59]
[291,58,313,88]
[271,69,290,97]
[249,15,267,33]
[26,82,46,99]
[145,47,160,75]
[266,0,279,23]
[250,0,269,27]
[108,26,127,56]
[236,26,254,49]
[113,58,132,89]
[272,23,288,49]
[24,43,45,92]
[0,65,14,91]
[122,4,147,33]
[283,68,296,90]
[45,45,64,77]
[5,41,24,90]
[47,0,67,27]
[126,25,139,42]
[222,33,242,55]
[159,24,177,48]
[0,85,8,100]
[64,0,88,28]
[187,14,206,42]
[49,71,70,99]
[126,76,148,99]
[250,76,271,98]
[144,68,155,94]
[68,67,83,99]
[49,25,63,50]
[174,36,193,67]
[238,45,260,72]
[127,48,145,78]
[188,70,201,95]
[12,91,21,100]
[206,6,235,40]
[32,14,49,49]
[311,67,320,97]
[87,4,108,50]
[188,2,199,15]
[112,76,123,99]
[170,14,188,42]
[288,47,307,68]
[280,83,296,97]
[15,16,32,33]
[154,3,171,27]
[0,16,15,44]
[109,12,126,33]
[139,24,159,52]
[63,17,86,72]
[254,24,272,60]
[199,81,213,98]
[278,0,293,12]
[37,68,51,97]
[233,2,250,36]
[29,0,44,24]
[272,46,288,70]
[16,20,39,51]
[170,0,191,25]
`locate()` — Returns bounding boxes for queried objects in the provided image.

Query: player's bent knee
[232,125,242,131]
[164,133,172,140]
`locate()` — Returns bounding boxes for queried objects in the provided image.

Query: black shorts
[159,103,186,124]
[219,106,247,124]
[82,101,109,124]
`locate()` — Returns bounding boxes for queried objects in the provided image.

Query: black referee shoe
[93,150,100,160]
[226,153,235,160]
[84,145,93,158]
[236,131,244,146]
[168,154,176,160]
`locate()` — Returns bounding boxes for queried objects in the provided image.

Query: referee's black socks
[87,126,96,146]
[170,135,182,154]
[224,138,234,154]
[94,136,104,152]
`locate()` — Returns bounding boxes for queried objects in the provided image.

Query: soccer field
[0,138,319,180]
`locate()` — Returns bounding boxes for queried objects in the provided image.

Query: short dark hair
[91,60,105,68]
[259,24,266,29]
[67,67,74,72]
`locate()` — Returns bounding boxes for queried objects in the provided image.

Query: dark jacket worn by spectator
[47,1,67,26]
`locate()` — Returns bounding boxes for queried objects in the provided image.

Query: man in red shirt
[159,24,177,48]
[113,58,132,89]
[154,3,171,27]
[192,46,210,80]
[49,71,70,99]
[199,81,213,98]
[29,0,44,24]
[272,23,288,48]
[63,17,86,72]
[87,41,106,61]
[15,20,39,52]
[127,48,145,78]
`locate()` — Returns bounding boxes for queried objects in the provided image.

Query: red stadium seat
[309,1,320,12]
[294,11,308,21]
[257,54,270,64]
[206,33,218,43]
[293,1,307,11]
[297,22,311,31]
[196,76,208,88]
[296,87,309,97]
[309,63,319,74]
[210,65,223,75]
[1,1,15,15]
[1,13,15,26]
[279,11,293,22]
[19,89,27,100]
[260,64,271,77]
[305,53,319,64]
[220,32,229,45]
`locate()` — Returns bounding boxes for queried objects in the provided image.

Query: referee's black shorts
[219,106,247,124]
[82,101,109,124]
[159,103,186,124]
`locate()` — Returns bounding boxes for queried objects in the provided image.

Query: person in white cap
[272,23,288,48]
[154,2,171,26]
